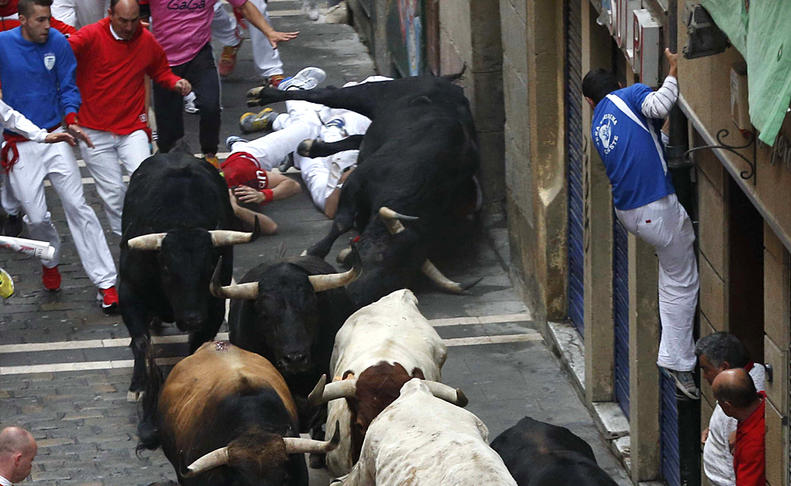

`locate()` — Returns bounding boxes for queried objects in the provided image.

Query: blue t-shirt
[0,27,80,132]
[591,83,675,210]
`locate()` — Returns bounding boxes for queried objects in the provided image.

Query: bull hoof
[127,390,144,402]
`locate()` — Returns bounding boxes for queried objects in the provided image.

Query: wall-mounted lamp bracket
[683,128,756,185]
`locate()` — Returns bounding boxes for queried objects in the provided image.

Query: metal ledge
[678,94,791,254]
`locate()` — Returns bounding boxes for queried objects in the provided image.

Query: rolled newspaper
[0,236,56,260]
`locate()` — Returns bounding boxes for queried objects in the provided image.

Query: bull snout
[276,352,311,374]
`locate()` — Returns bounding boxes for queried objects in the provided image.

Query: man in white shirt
[0,427,37,485]
[0,99,75,236]
[696,332,766,486]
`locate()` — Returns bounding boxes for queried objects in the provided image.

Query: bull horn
[186,446,229,474]
[378,207,419,222]
[209,257,259,300]
[308,266,360,293]
[209,229,256,247]
[378,207,418,235]
[421,260,481,294]
[336,246,352,264]
[424,381,469,407]
[283,425,340,454]
[308,374,357,406]
[127,233,167,251]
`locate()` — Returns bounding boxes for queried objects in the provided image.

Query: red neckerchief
[744,361,754,372]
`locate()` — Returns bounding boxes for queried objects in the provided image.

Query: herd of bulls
[117,76,619,485]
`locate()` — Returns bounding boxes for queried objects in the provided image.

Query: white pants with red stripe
[79,128,150,236]
[615,193,699,372]
[9,136,117,289]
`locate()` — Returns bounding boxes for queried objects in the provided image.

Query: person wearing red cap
[221,150,300,234]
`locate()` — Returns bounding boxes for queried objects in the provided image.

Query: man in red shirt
[712,368,766,486]
[68,0,190,235]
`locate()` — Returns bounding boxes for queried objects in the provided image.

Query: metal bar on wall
[678,95,791,255]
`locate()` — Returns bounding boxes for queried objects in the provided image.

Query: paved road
[0,1,632,484]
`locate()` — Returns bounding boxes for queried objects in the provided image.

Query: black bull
[119,152,255,398]
[490,416,618,486]
[250,75,481,306]
[210,255,357,426]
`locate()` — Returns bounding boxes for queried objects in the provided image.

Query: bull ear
[421,259,481,294]
[209,257,259,300]
[423,380,468,407]
[282,424,341,454]
[127,232,167,251]
[307,265,360,293]
[208,229,256,247]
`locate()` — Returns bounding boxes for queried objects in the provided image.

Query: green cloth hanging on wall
[699,0,791,146]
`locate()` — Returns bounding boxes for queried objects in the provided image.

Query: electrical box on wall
[616,0,640,53]
[730,63,751,130]
[633,9,661,87]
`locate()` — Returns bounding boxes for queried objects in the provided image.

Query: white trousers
[234,100,323,171]
[79,128,150,236]
[212,0,282,77]
[616,193,699,372]
[9,138,117,288]
[245,0,283,77]
[0,170,22,216]
[296,107,369,208]
[211,2,241,47]
[51,0,107,28]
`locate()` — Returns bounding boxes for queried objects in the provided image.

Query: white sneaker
[184,92,199,114]
[278,67,327,91]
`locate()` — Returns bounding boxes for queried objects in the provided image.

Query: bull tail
[136,341,164,454]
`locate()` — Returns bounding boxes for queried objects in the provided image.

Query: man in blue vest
[583,49,700,399]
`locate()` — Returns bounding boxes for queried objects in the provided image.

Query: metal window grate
[565,0,585,336]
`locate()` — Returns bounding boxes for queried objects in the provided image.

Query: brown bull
[137,341,337,486]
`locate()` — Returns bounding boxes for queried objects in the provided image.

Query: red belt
[1,125,59,173]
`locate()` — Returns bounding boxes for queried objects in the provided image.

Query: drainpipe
[666,3,701,486]
[666,0,694,218]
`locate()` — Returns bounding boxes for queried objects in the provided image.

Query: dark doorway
[728,177,764,361]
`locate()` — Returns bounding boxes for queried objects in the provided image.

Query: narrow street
[0,1,631,484]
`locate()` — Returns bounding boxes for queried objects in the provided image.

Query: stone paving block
[37,437,76,448]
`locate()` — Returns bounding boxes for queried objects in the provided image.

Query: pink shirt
[149,0,247,66]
